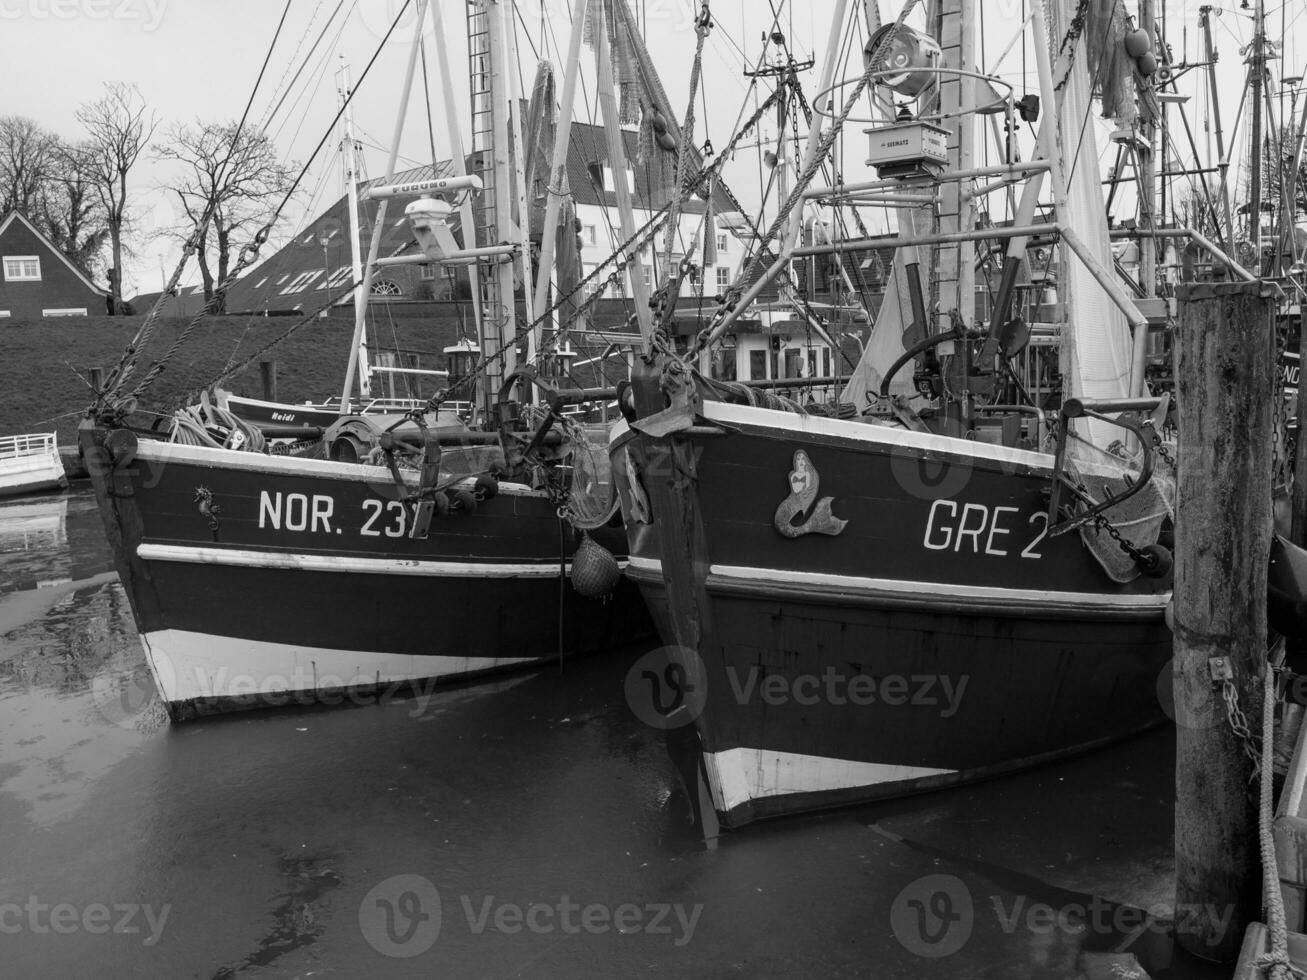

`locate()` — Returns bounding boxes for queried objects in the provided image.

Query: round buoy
[1124,28,1151,59]
[1138,543,1173,578]
[1136,52,1158,77]
[432,490,451,517]
[656,130,677,152]
[570,534,621,599]
[452,489,478,514]
[650,110,669,135]
[474,474,499,501]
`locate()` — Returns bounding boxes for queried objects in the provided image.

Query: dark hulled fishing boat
[611,0,1197,826]
[81,0,653,719]
[83,424,636,718]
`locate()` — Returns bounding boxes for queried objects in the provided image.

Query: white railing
[0,432,57,460]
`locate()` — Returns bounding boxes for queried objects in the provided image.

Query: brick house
[0,210,108,318]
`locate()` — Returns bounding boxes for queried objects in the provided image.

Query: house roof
[0,210,108,296]
[208,122,737,315]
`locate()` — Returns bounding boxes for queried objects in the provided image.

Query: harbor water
[0,488,1228,978]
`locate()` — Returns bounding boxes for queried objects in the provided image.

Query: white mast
[337,58,370,399]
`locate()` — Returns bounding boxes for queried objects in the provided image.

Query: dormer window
[3,256,40,281]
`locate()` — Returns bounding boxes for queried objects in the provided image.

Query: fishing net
[1068,438,1175,584]
[564,422,620,531]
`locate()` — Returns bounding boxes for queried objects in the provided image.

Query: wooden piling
[1173,279,1283,961]
[260,360,278,402]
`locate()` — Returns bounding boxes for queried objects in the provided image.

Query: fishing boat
[79,0,668,719]
[0,432,67,499]
[608,0,1240,827]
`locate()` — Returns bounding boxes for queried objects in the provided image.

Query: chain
[1155,440,1175,471]
[1082,498,1148,565]
[1273,311,1294,486]
[1223,678,1262,770]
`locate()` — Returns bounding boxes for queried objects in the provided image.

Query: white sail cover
[1051,0,1133,446]
[840,209,926,409]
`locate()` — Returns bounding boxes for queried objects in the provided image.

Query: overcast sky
[4,0,1304,297]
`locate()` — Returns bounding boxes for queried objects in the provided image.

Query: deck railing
[0,432,57,460]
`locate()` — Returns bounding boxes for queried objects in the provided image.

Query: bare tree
[76,83,158,313]
[41,142,110,277]
[0,115,58,216]
[154,120,296,313]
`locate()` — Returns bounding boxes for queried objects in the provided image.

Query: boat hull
[611,399,1172,827]
[0,434,67,499]
[82,422,647,719]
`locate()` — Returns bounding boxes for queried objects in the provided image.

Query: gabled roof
[0,210,108,295]
[179,122,738,315]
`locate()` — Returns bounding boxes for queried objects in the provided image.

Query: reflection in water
[0,495,67,554]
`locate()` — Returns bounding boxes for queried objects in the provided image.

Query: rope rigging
[97,0,417,411]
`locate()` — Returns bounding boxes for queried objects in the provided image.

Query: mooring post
[1293,348,1307,545]
[260,360,278,402]
[1173,279,1282,961]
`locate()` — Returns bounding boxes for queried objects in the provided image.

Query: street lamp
[318,231,331,317]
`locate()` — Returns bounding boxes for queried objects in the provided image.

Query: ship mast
[1138,0,1157,300]
[1249,0,1266,266]
[336,59,369,399]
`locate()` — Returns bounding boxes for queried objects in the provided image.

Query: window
[582,224,597,246]
[749,350,766,381]
[717,233,728,253]
[783,349,801,379]
[370,279,403,296]
[807,349,818,377]
[716,266,730,290]
[823,348,832,376]
[713,346,737,382]
[325,266,353,288]
[641,264,652,289]
[4,256,40,281]
[601,165,635,194]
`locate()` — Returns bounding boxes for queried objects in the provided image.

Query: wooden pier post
[1173,279,1282,961]
[260,360,278,402]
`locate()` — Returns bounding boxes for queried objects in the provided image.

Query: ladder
[465,0,516,404]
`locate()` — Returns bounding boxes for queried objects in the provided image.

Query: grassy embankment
[0,314,461,446]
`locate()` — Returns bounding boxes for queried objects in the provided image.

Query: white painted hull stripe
[702,746,955,813]
[139,629,538,704]
[701,400,1053,469]
[626,555,1170,610]
[137,543,628,578]
[128,438,538,493]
